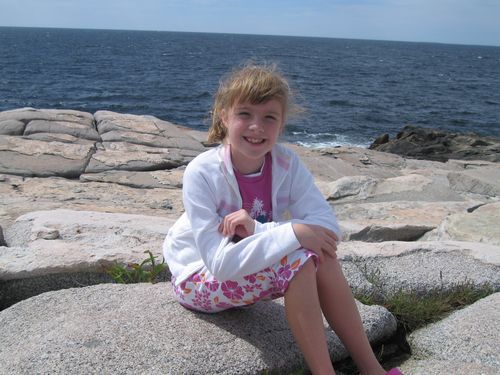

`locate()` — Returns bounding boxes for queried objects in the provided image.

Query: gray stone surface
[327,175,378,201]
[85,141,194,172]
[25,119,100,141]
[0,108,205,179]
[336,200,482,242]
[2,209,174,277]
[399,359,499,375]
[1,108,500,374]
[0,226,5,246]
[0,283,397,375]
[407,293,500,368]
[25,132,96,144]
[0,119,25,135]
[0,107,94,126]
[0,209,175,307]
[0,173,184,231]
[448,162,500,197]
[426,201,500,245]
[339,241,500,295]
[80,168,184,189]
[347,224,434,242]
[95,111,206,152]
[100,129,204,151]
[0,136,96,177]
[328,173,465,203]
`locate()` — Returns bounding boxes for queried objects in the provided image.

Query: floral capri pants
[171,249,317,313]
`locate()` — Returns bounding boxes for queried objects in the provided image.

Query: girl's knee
[317,255,342,275]
[288,257,317,287]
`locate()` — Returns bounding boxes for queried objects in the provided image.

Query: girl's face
[222,98,284,175]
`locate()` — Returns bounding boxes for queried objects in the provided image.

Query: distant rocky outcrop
[369,125,500,162]
[1,108,499,375]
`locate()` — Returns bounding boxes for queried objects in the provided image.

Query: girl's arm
[287,154,342,240]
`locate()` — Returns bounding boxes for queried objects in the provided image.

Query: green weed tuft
[105,250,167,284]
[383,280,494,333]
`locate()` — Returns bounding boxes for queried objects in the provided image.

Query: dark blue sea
[1,27,499,148]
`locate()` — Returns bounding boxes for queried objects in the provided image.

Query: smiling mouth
[245,137,265,144]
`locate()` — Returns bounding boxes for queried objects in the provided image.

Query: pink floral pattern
[171,249,316,313]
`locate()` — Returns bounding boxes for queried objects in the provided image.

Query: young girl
[163,64,403,375]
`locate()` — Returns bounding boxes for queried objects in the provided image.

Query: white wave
[284,132,370,149]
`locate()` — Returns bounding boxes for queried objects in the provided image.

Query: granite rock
[1,109,500,374]
[424,201,500,245]
[399,359,499,375]
[0,119,25,135]
[0,136,96,178]
[339,240,500,295]
[369,125,500,162]
[407,293,500,368]
[0,283,397,375]
[1,209,175,307]
[24,119,100,141]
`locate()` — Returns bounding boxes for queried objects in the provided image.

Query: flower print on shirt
[250,197,268,223]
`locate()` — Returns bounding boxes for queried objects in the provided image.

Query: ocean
[1,27,499,148]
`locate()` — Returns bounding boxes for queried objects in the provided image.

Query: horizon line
[1,24,499,49]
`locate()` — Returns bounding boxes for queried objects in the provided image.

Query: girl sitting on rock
[163,63,403,375]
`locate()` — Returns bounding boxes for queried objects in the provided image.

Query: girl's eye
[266,115,277,121]
[238,112,250,117]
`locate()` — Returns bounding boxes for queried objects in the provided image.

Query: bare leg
[316,256,385,375]
[284,259,335,375]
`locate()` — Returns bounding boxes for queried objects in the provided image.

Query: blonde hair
[207,63,299,143]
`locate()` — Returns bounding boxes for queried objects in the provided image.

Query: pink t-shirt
[234,152,273,224]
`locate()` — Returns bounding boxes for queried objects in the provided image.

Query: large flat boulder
[95,111,205,152]
[0,119,25,135]
[0,174,183,231]
[407,293,500,368]
[80,168,184,189]
[447,160,500,197]
[3,209,174,276]
[85,141,197,173]
[1,209,175,307]
[336,200,481,242]
[338,241,500,295]
[327,173,464,203]
[100,129,204,151]
[0,282,397,375]
[24,119,100,141]
[0,136,95,178]
[0,107,94,127]
[425,202,500,245]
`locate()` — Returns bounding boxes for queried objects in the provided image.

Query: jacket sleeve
[182,164,301,281]
[287,155,342,241]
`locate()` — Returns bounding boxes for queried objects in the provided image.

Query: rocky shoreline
[369,125,500,162]
[0,108,499,374]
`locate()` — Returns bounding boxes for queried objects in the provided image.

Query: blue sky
[1,0,499,46]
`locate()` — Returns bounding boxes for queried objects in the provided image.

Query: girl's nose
[249,119,264,132]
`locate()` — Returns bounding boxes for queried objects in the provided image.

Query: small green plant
[261,367,307,375]
[351,259,495,335]
[384,280,494,333]
[105,250,167,284]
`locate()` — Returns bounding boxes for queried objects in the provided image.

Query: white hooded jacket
[163,143,341,283]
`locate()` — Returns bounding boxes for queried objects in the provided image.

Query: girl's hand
[292,223,338,263]
[218,209,255,239]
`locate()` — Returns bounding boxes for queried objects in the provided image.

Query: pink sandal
[386,369,404,375]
